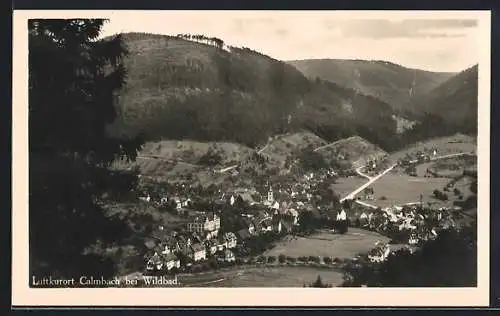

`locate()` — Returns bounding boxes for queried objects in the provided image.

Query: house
[224,249,236,262]
[216,249,236,262]
[261,219,273,232]
[368,243,391,263]
[336,209,347,221]
[359,212,369,227]
[191,243,207,262]
[362,188,374,200]
[160,239,178,255]
[162,253,181,271]
[217,237,228,251]
[271,201,280,210]
[224,232,238,249]
[408,233,419,245]
[241,217,256,235]
[146,252,163,271]
[187,212,221,235]
[139,194,151,203]
[160,196,169,205]
[205,239,218,255]
[238,192,257,206]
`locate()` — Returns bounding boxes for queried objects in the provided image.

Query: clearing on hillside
[388,133,476,163]
[257,131,328,166]
[140,140,254,166]
[314,135,387,168]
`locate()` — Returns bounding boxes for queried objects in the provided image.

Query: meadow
[263,228,391,259]
[180,266,344,287]
[369,173,450,208]
[330,176,367,199]
[387,134,476,164]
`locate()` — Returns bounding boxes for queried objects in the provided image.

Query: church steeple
[267,186,274,202]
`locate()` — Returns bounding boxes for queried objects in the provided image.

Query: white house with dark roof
[161,253,181,270]
[224,232,238,249]
[191,243,207,262]
[146,252,163,271]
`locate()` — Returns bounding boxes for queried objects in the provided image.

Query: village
[136,141,476,278]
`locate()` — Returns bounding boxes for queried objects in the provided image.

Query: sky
[99,11,482,72]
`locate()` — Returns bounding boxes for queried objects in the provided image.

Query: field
[179,266,344,287]
[263,228,391,259]
[140,140,255,166]
[368,173,450,208]
[387,134,477,164]
[315,135,387,168]
[331,176,367,199]
[258,131,328,166]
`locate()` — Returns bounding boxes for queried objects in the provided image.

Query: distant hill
[107,33,399,151]
[287,59,454,111]
[406,65,478,134]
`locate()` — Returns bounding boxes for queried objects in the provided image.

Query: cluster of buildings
[141,167,348,273]
[398,148,438,167]
[145,212,239,272]
[351,203,454,246]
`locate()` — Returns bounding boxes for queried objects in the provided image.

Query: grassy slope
[315,135,387,168]
[287,59,454,112]
[107,33,398,150]
[257,131,328,165]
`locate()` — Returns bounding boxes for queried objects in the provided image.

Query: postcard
[12,9,491,307]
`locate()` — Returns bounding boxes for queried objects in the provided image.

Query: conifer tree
[29,19,143,280]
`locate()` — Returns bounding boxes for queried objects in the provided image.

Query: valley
[97,34,480,287]
[28,20,480,290]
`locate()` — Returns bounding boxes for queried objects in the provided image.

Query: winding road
[340,163,398,202]
[340,152,476,204]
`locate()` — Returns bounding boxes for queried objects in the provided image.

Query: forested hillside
[107,33,399,150]
[287,58,454,111]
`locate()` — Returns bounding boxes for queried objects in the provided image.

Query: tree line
[176,33,225,50]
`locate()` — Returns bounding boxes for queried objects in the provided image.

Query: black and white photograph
[13,10,490,306]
